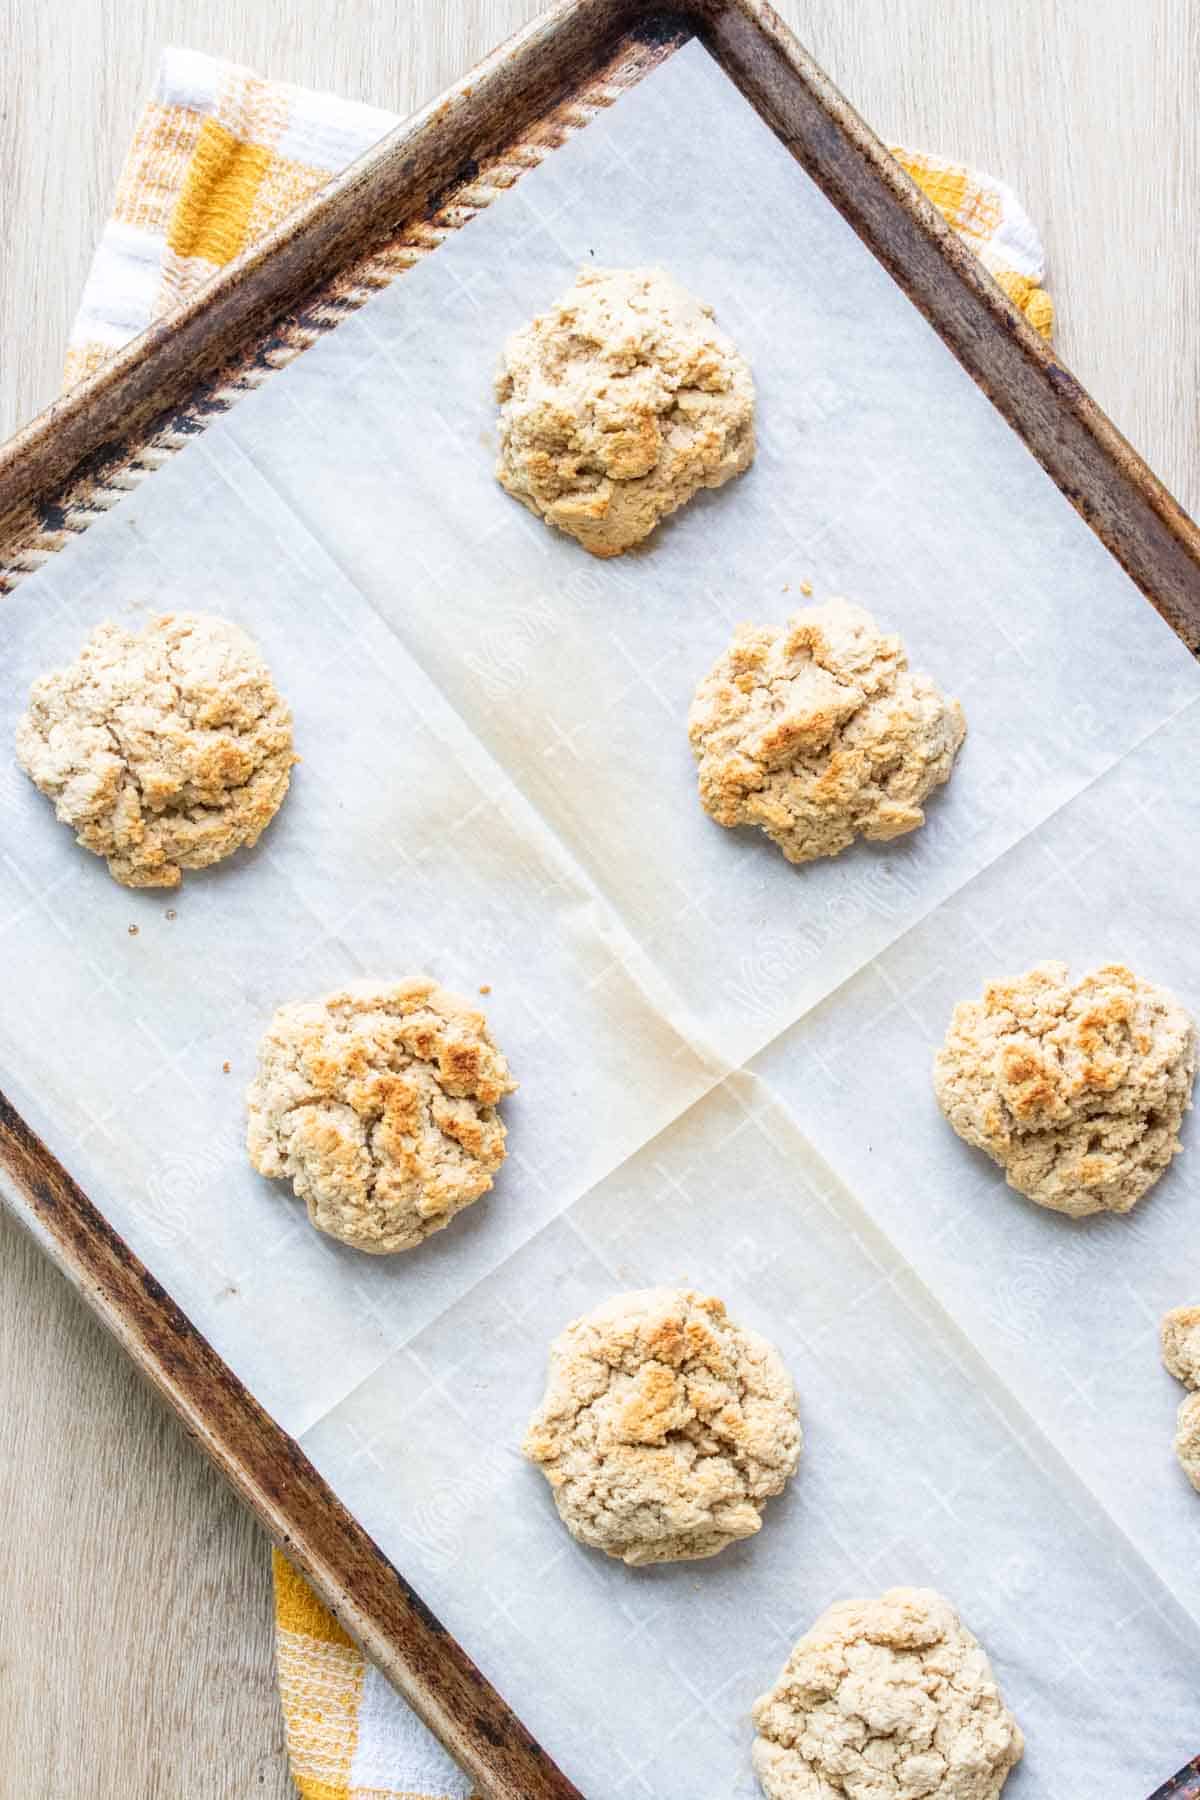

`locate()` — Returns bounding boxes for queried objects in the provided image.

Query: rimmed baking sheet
[3,31,1199,1799]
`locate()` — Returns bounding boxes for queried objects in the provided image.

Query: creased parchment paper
[2,42,1199,1798]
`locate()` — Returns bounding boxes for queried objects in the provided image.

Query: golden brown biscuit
[495,267,754,556]
[523,1286,800,1565]
[934,962,1195,1217]
[246,978,517,1253]
[1161,1304,1200,1388]
[16,611,295,888]
[1175,1392,1200,1493]
[753,1587,1023,1799]
[688,598,964,863]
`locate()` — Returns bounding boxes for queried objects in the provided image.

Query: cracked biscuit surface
[494,266,754,557]
[752,1586,1023,1800]
[1175,1393,1200,1493]
[934,961,1195,1217]
[1161,1305,1200,1492]
[522,1287,801,1565]
[1161,1304,1200,1388]
[16,611,295,888]
[246,978,517,1254]
[688,599,965,864]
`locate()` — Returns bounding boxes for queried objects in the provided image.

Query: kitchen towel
[64,45,1053,1800]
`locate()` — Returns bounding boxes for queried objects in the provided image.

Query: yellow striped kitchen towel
[66,46,1053,396]
[271,1550,473,1799]
[64,49,399,391]
[891,145,1054,337]
[67,47,1054,1800]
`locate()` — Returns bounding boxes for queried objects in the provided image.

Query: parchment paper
[3,41,1199,1796]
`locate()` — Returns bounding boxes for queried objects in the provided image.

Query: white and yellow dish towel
[65,47,1053,1800]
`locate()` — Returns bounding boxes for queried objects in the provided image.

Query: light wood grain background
[1,3,1196,1794]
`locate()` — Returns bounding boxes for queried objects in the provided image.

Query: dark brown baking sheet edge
[0,1094,585,1796]
[2,2,1199,1795]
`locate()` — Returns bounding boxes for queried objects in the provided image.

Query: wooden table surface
[1,3,1196,1794]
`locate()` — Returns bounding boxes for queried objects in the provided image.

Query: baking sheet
[2,38,1200,1796]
